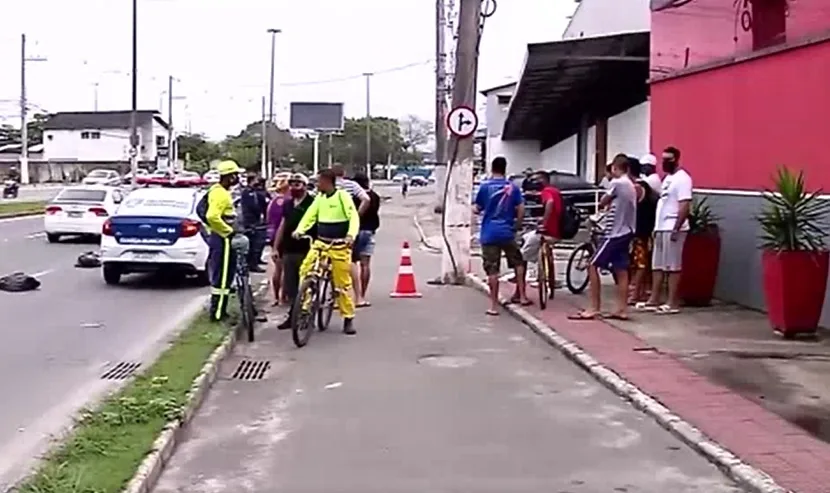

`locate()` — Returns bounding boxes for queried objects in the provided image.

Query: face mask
[662,159,677,173]
[290,188,304,198]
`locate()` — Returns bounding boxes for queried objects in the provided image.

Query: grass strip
[0,201,47,217]
[17,310,231,493]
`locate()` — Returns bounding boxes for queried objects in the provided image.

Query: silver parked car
[82,169,122,187]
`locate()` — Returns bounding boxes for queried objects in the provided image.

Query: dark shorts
[481,240,524,276]
[591,233,633,272]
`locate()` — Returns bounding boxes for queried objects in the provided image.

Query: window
[156,135,166,146]
[497,95,512,105]
[80,131,101,139]
[752,0,787,50]
[55,189,107,202]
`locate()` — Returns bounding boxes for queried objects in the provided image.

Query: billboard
[289,102,344,131]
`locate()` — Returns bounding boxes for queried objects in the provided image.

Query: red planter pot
[679,229,721,306]
[762,249,830,337]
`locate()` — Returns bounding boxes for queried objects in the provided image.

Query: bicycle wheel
[238,276,256,342]
[291,277,319,348]
[566,243,593,294]
[317,274,335,332]
[537,249,549,310]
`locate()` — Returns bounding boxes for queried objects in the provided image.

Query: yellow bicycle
[290,236,348,348]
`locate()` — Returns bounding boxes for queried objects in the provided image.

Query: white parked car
[44,186,124,243]
[82,169,122,187]
[99,187,208,285]
[392,174,407,183]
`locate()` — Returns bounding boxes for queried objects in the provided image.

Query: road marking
[0,215,43,224]
[25,232,45,239]
[30,269,53,278]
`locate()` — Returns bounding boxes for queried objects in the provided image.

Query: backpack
[195,192,209,224]
[558,197,581,240]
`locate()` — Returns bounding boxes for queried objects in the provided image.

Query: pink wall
[651,0,830,76]
[650,39,830,191]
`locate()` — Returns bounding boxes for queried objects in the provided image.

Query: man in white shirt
[639,146,692,314]
[639,153,663,197]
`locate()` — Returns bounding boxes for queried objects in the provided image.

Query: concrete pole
[260,96,267,177]
[364,74,373,177]
[167,75,174,171]
[313,133,320,176]
[327,133,334,167]
[434,0,448,206]
[129,0,139,179]
[440,0,481,284]
[19,34,29,185]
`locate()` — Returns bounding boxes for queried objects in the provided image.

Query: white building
[483,0,651,182]
[42,110,169,167]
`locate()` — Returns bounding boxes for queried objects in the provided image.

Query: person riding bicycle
[292,168,360,335]
[202,160,244,322]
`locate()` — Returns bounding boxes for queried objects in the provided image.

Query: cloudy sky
[0,0,574,140]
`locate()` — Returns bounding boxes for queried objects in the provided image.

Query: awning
[502,31,650,147]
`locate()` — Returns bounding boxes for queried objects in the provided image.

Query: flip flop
[519,299,534,307]
[654,304,680,315]
[604,313,630,321]
[634,302,658,312]
[567,311,599,321]
[486,309,500,316]
[356,301,372,308]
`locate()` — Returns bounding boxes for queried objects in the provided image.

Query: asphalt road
[1,184,63,203]
[0,215,210,488]
[153,195,743,493]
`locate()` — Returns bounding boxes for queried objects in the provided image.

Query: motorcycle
[2,180,19,199]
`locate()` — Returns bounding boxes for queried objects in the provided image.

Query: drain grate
[101,361,141,380]
[231,360,271,381]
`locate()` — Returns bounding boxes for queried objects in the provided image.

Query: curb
[122,279,269,493]
[0,211,44,220]
[411,214,442,253]
[465,273,790,493]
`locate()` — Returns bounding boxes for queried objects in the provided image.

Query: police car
[99,187,209,285]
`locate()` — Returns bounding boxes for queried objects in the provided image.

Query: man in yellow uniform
[202,160,243,321]
[293,168,360,334]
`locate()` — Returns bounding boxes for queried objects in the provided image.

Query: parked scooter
[2,180,19,199]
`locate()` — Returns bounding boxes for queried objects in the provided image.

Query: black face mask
[662,159,677,173]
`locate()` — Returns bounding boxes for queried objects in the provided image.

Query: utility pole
[267,28,281,122]
[167,75,174,170]
[93,83,99,111]
[19,34,46,185]
[327,133,334,167]
[129,0,139,180]
[386,123,393,180]
[434,0,449,206]
[363,72,372,177]
[260,96,267,178]
[440,0,481,284]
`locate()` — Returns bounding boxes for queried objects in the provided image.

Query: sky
[0,0,575,141]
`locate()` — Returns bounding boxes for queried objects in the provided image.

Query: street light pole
[129,0,139,179]
[363,72,372,177]
[19,33,46,185]
[266,28,281,179]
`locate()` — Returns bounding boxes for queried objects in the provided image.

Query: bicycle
[290,236,349,348]
[231,233,256,342]
[565,213,615,294]
[535,234,558,309]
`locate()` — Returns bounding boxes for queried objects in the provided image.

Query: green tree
[0,112,50,147]
[177,133,221,171]
[399,114,433,156]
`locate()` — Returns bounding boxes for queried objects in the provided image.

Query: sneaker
[277,318,291,330]
[343,318,356,335]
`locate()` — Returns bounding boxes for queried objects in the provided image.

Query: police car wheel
[46,233,61,243]
[103,264,122,285]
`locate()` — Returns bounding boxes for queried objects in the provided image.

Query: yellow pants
[299,240,355,319]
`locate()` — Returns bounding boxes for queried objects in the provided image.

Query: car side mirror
[113,194,123,204]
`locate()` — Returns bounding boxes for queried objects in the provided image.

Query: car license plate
[67,212,83,218]
[133,252,158,260]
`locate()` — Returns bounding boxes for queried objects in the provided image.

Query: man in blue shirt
[475,156,529,315]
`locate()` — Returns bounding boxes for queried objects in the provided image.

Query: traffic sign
[446,105,478,139]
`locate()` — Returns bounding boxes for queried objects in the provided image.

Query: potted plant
[757,167,830,337]
[679,197,721,306]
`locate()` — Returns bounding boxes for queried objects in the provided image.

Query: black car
[509,171,601,217]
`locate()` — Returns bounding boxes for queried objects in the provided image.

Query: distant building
[42,110,169,168]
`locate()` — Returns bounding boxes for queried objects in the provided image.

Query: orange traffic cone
[390,241,422,298]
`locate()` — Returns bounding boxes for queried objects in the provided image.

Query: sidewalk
[413,201,830,492]
[152,200,742,493]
